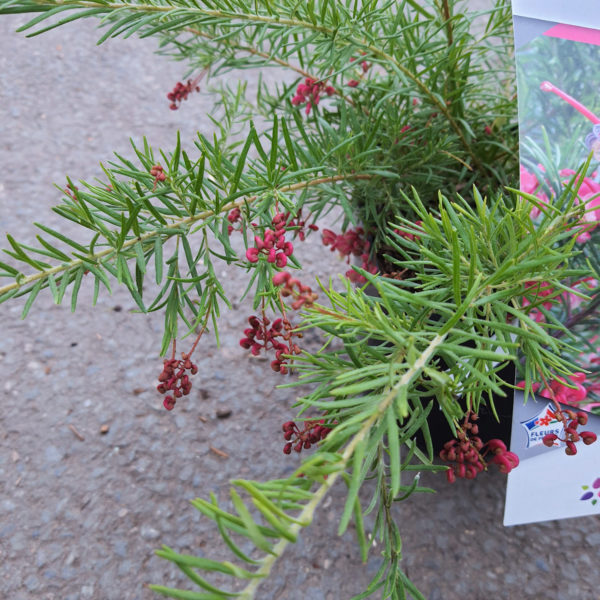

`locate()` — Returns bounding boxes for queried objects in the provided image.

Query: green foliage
[5,0,593,598]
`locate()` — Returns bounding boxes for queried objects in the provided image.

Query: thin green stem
[34,0,481,169]
[239,332,447,599]
[0,173,371,297]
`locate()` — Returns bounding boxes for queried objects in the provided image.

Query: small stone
[2,499,16,512]
[586,532,600,546]
[216,408,232,419]
[24,575,39,591]
[44,446,63,463]
[141,525,160,541]
[114,540,127,558]
[100,424,109,435]
[535,558,550,572]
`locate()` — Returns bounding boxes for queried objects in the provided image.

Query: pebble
[535,558,550,572]
[44,446,63,463]
[140,525,160,541]
[114,540,127,558]
[24,575,40,591]
[586,532,600,546]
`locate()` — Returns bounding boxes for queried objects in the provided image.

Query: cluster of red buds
[150,165,167,190]
[291,77,335,115]
[542,409,597,455]
[321,227,378,284]
[273,271,317,310]
[157,352,198,410]
[322,226,369,259]
[246,212,294,267]
[283,209,319,241]
[227,207,242,235]
[167,79,200,110]
[282,419,331,454]
[440,413,519,483]
[239,314,301,374]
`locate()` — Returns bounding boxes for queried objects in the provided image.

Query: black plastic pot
[365,247,515,455]
[414,361,515,455]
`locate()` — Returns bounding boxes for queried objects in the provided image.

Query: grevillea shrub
[1,0,599,597]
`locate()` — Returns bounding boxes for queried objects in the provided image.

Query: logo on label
[520,402,564,448]
[580,477,600,506]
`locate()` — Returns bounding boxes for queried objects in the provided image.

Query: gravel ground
[1,5,599,600]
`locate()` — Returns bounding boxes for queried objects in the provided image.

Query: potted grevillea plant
[1,0,599,597]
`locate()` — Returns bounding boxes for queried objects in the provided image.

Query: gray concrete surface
[1,6,599,600]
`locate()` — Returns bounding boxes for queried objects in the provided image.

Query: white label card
[507,4,600,526]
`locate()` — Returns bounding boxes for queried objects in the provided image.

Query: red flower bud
[486,439,507,454]
[283,442,293,454]
[542,433,558,447]
[446,468,456,484]
[565,441,577,456]
[275,252,287,268]
[246,247,260,263]
[272,271,290,286]
[581,431,597,445]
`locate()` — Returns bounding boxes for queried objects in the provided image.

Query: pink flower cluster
[245,212,293,267]
[273,271,317,310]
[150,164,167,191]
[284,208,319,241]
[521,165,600,242]
[521,280,556,323]
[321,227,378,284]
[560,169,600,242]
[518,372,588,406]
[227,207,242,235]
[291,77,335,115]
